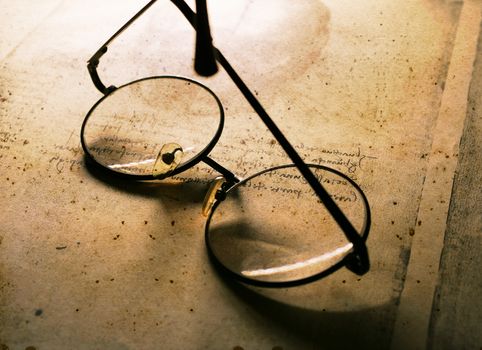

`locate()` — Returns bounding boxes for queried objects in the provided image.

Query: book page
[0,1,480,349]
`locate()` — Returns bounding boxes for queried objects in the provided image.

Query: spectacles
[80,0,371,287]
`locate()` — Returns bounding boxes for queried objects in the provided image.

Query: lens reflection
[206,164,369,284]
[81,76,223,176]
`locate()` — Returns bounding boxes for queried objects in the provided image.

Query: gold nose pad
[202,176,226,217]
[153,143,183,179]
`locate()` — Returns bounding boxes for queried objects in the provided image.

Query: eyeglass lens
[206,164,369,283]
[81,76,223,177]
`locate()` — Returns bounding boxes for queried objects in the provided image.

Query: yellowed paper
[0,1,480,349]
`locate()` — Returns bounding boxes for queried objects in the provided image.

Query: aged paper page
[0,1,480,349]
[426,7,482,349]
[392,2,481,349]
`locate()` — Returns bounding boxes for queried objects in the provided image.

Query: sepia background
[1,0,481,349]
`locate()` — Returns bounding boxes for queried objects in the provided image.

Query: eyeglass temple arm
[194,0,218,76]
[218,48,369,274]
[87,0,217,93]
[87,0,159,95]
[171,0,369,274]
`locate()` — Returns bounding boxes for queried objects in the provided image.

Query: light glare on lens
[241,243,353,277]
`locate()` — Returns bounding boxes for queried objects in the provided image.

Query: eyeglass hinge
[87,47,116,95]
[214,188,227,202]
[345,241,370,275]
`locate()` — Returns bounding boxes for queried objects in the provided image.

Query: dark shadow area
[211,267,395,349]
[206,219,351,287]
[83,154,211,205]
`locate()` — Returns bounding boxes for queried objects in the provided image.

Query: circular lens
[206,164,370,284]
[81,76,223,177]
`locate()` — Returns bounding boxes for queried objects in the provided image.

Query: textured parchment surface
[0,1,480,349]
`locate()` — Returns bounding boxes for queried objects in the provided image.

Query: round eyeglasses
[81,74,370,286]
[81,0,371,287]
